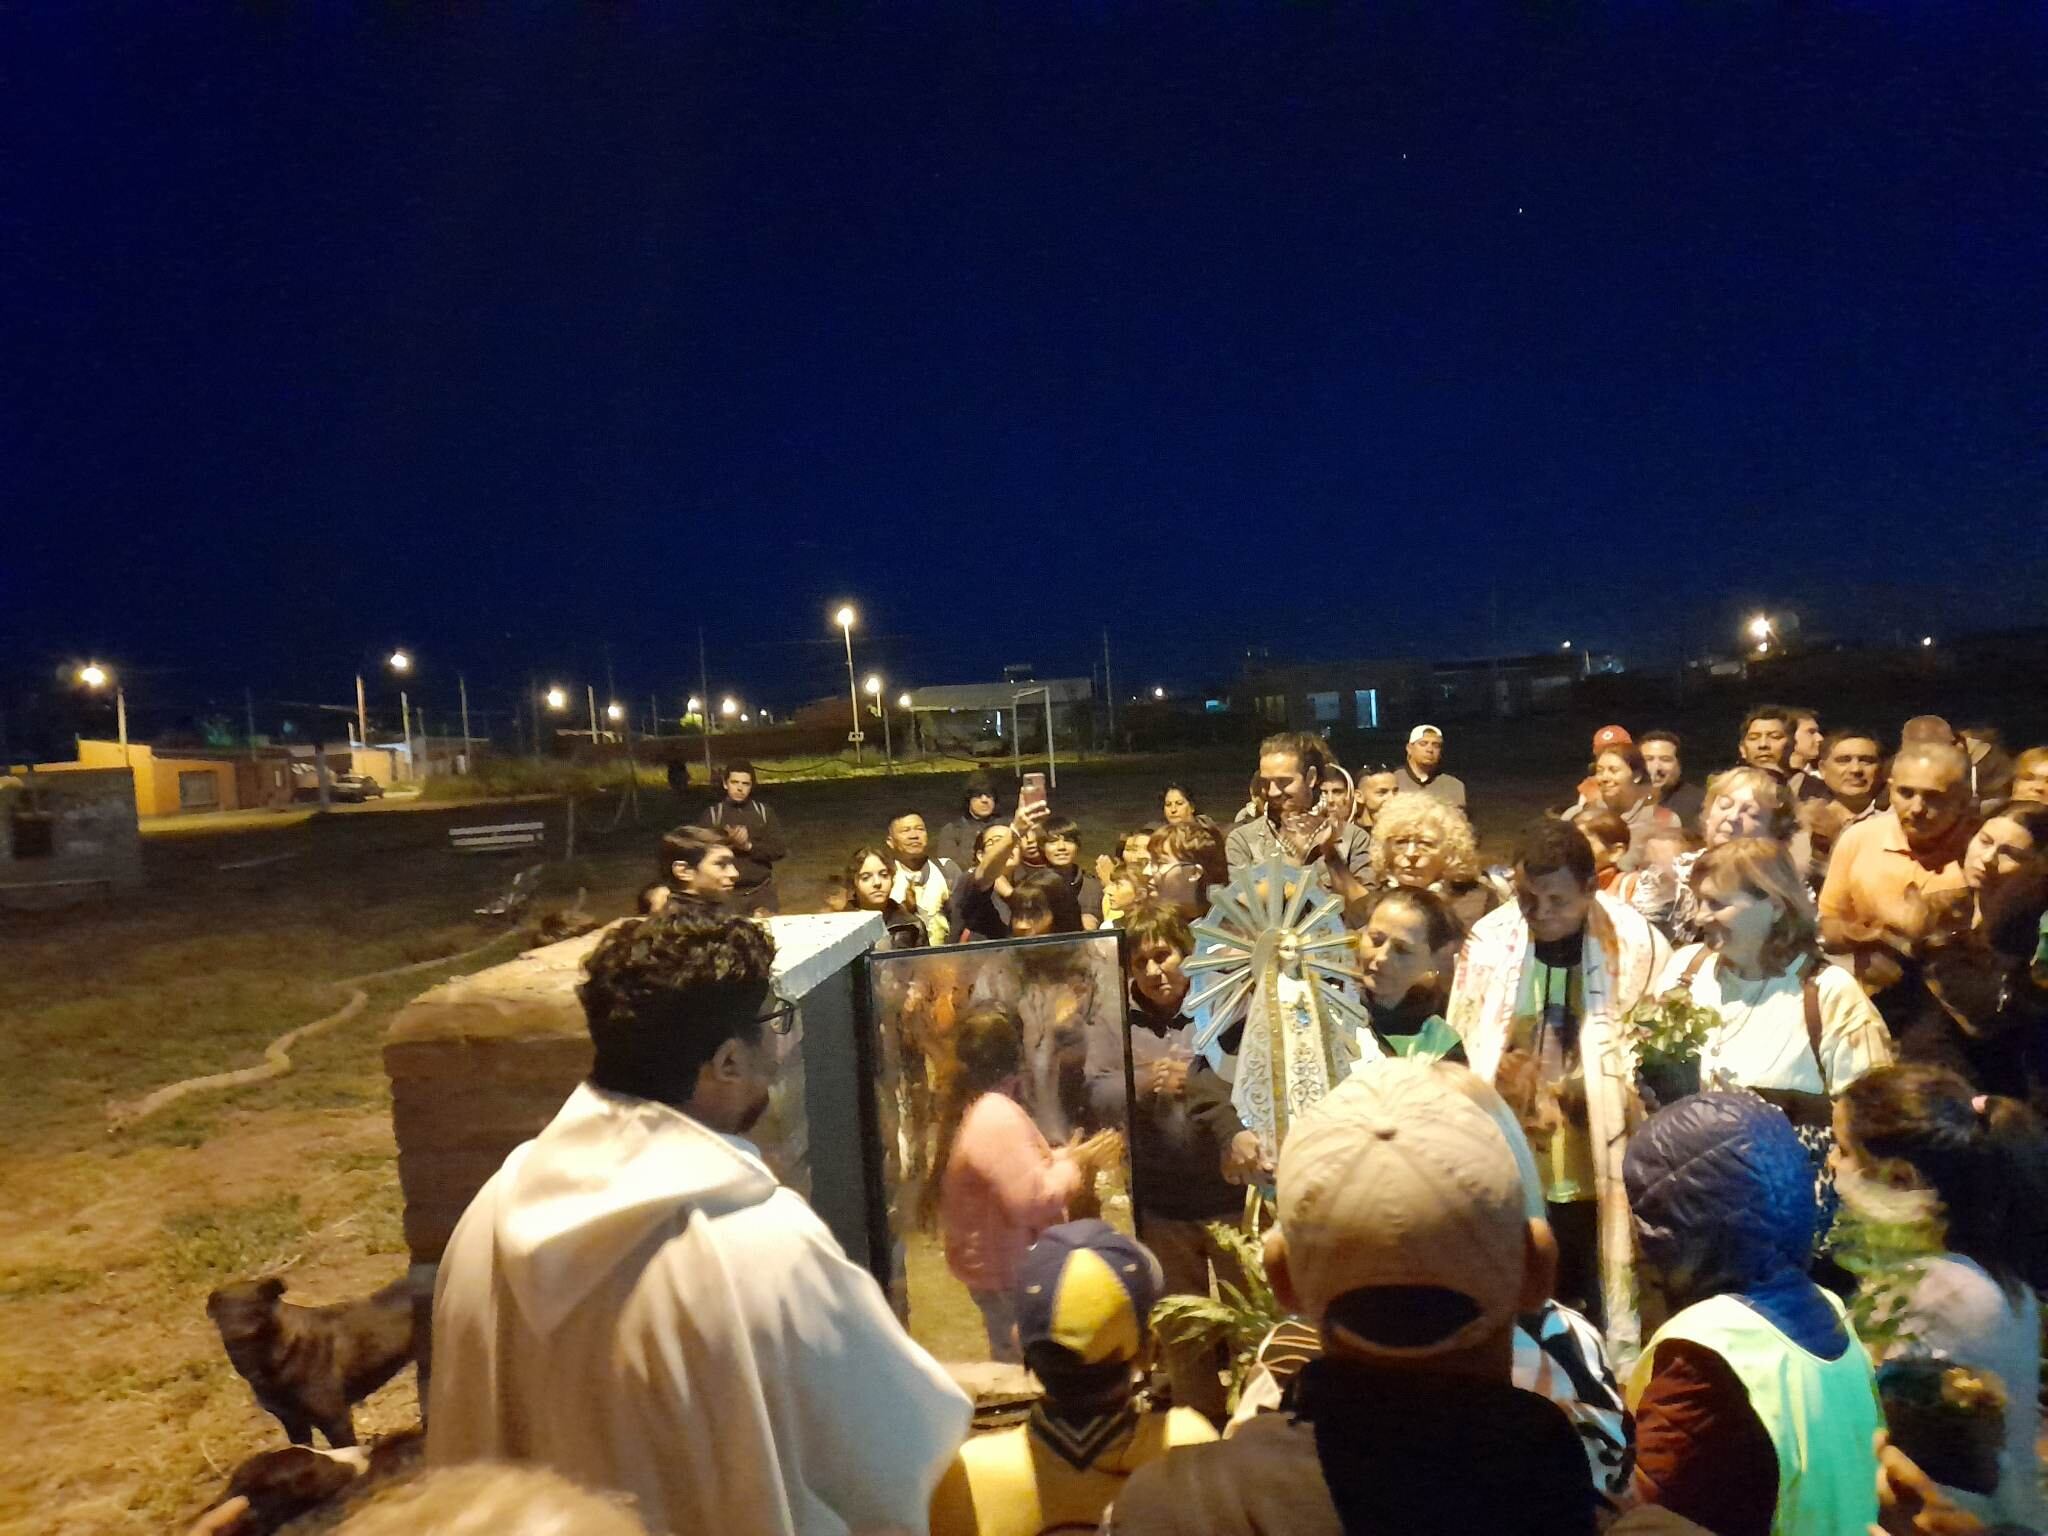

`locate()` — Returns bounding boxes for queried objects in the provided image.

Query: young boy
[928,1222,1215,1536]
[1099,865,1139,927]
[1039,814,1104,930]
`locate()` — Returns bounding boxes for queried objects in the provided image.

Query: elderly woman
[1632,766,1803,943]
[1365,792,1505,929]
[1653,838,1893,1127]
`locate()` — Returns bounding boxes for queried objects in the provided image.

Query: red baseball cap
[1592,725,1632,752]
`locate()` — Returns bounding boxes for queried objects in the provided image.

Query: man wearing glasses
[430,909,971,1536]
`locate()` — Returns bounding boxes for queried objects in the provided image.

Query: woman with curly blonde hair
[1366,792,1504,929]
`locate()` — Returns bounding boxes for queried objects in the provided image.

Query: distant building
[1224,650,1596,733]
[900,677,1094,755]
[1225,660,1433,733]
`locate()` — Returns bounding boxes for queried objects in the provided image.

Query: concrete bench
[447,821,546,854]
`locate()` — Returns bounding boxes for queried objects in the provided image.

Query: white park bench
[448,821,546,854]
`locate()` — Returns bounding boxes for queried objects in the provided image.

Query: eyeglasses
[1385,835,1443,854]
[756,1000,797,1036]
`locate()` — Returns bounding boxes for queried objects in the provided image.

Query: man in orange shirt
[1818,739,1973,1007]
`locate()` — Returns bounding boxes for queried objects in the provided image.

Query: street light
[1921,636,1935,648]
[1748,615,1772,642]
[606,702,624,721]
[864,674,895,773]
[76,661,128,765]
[721,697,739,718]
[545,686,568,711]
[1152,686,1166,700]
[353,649,416,771]
[834,605,862,765]
[1560,640,1573,651]
[686,695,702,714]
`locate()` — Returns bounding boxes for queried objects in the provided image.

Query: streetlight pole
[355,674,368,753]
[586,684,599,745]
[78,664,130,766]
[458,674,472,769]
[864,676,893,774]
[835,605,863,765]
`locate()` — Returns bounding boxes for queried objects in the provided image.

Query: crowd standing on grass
[409,702,2048,1536]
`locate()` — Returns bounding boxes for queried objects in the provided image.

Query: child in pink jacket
[928,1009,1116,1360]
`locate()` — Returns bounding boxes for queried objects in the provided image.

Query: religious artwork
[862,930,1133,1366]
[1187,854,1372,1161]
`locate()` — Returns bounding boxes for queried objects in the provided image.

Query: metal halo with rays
[1186,854,1370,1068]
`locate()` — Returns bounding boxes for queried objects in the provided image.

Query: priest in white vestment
[430,910,971,1536]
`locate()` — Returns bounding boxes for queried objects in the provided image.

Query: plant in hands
[1621,987,1722,1103]
[1151,1205,1288,1412]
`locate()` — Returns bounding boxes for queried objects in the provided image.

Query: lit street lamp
[356,649,415,764]
[835,605,863,766]
[721,697,739,718]
[545,686,569,711]
[606,701,624,721]
[864,674,894,773]
[1152,686,1166,700]
[76,662,128,765]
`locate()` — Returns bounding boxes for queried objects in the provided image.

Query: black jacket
[694,797,787,894]
[1109,1359,1597,1536]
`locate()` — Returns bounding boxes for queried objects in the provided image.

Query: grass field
[0,747,1558,1533]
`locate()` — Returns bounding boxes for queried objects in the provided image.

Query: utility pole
[355,673,368,752]
[586,684,599,746]
[459,674,472,767]
[698,625,714,781]
[649,693,659,739]
[1102,628,1116,748]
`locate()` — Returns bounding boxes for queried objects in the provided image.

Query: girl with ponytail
[1834,1063,2048,1525]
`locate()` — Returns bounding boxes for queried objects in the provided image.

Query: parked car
[287,763,388,802]
[330,773,384,802]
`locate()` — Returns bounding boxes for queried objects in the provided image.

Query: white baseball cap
[1276,1059,1528,1358]
[1407,724,1443,744]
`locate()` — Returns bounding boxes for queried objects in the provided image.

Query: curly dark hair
[579,909,777,1104]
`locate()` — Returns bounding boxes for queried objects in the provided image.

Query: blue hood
[1624,1093,1822,1310]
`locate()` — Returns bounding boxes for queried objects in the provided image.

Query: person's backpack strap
[1802,965,1825,1077]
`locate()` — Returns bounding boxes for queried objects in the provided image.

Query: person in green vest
[1623,1093,1881,1535]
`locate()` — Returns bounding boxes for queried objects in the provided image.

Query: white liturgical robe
[430,1083,971,1536]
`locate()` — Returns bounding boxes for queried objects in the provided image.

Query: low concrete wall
[0,767,143,906]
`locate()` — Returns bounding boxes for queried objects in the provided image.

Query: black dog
[205,1274,414,1447]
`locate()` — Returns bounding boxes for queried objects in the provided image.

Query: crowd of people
[416,706,2048,1536]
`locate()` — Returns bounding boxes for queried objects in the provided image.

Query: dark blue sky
[6,4,2045,729]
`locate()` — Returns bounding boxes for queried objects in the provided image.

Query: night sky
[6,5,2045,733]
